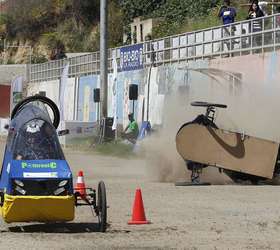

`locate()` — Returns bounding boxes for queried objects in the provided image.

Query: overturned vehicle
[176,101,280,185]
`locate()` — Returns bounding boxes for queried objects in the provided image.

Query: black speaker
[93,88,100,103]
[105,117,114,127]
[38,91,46,97]
[104,117,114,140]
[129,84,138,100]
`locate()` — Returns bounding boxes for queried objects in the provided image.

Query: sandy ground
[0,141,280,249]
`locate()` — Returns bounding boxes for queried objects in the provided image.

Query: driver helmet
[26,122,40,133]
[26,122,41,146]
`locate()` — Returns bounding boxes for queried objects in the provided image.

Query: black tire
[11,95,60,129]
[98,181,107,232]
[223,170,266,185]
[0,191,4,206]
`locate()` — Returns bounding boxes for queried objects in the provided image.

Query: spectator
[275,6,280,43]
[50,42,67,60]
[249,0,268,16]
[122,113,139,144]
[218,0,237,52]
[247,2,264,48]
[276,6,280,27]
[218,0,236,25]
[247,1,264,30]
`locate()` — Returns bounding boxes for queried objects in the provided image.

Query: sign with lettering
[21,162,57,169]
[120,44,144,71]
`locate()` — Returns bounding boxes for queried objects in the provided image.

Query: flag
[112,50,118,130]
[59,63,69,121]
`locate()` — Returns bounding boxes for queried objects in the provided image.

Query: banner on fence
[120,44,143,72]
[10,76,23,114]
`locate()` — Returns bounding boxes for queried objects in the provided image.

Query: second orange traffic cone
[128,188,150,225]
[75,171,87,199]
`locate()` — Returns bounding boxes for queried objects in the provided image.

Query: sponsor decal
[23,172,58,178]
[21,162,57,169]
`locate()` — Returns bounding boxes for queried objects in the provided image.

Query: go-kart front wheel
[97,181,107,232]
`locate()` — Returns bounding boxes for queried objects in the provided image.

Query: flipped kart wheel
[97,181,107,232]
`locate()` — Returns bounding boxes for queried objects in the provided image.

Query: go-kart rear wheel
[97,181,107,232]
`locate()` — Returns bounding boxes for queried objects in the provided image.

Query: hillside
[0,0,249,64]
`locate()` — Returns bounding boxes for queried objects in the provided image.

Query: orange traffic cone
[75,171,87,199]
[128,188,150,225]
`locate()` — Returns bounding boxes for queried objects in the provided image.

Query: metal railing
[30,13,280,83]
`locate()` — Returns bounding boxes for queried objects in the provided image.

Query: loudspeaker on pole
[94,88,100,103]
[129,84,138,100]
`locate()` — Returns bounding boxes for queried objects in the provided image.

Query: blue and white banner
[112,50,118,130]
[120,44,143,72]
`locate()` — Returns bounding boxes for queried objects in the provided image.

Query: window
[13,119,64,160]
[133,26,137,44]
[140,24,143,42]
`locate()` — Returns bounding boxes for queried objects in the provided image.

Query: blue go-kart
[0,95,107,232]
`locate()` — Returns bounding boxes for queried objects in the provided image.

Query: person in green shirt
[123,113,139,143]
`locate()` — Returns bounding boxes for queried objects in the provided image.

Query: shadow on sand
[7,222,108,233]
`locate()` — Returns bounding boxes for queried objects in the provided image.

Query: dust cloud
[139,92,232,184]
[139,131,187,183]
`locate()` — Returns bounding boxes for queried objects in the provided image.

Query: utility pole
[100,0,108,118]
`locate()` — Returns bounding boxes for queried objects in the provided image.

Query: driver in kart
[15,121,56,160]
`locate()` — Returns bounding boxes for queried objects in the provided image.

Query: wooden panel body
[176,124,279,179]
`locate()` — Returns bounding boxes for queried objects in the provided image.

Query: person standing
[249,0,268,16]
[218,0,237,25]
[218,0,237,52]
[247,2,264,47]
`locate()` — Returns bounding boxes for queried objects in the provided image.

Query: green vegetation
[7,0,100,52]
[94,141,135,158]
[119,0,248,38]
[151,0,249,38]
[66,137,94,150]
[0,0,252,60]
[1,0,123,61]
[65,136,135,158]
